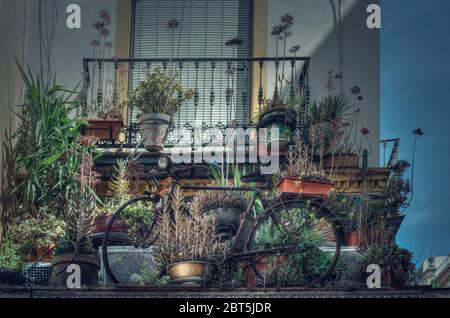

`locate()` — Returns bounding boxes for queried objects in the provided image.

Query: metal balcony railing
[380,138,400,168]
[80,57,311,148]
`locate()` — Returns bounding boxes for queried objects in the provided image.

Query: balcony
[79,56,311,149]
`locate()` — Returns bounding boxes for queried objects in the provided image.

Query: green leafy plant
[13,66,93,217]
[0,239,22,271]
[7,211,66,257]
[308,94,351,126]
[326,192,359,232]
[129,67,194,117]
[361,243,415,286]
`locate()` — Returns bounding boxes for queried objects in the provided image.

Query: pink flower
[331,118,341,129]
[99,10,111,25]
[361,127,370,135]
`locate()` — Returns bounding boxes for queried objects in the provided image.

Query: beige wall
[0,0,27,162]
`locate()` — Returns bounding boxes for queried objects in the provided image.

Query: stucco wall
[267,0,380,167]
[0,0,27,158]
[25,0,117,94]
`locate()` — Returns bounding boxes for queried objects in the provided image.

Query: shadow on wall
[273,0,380,167]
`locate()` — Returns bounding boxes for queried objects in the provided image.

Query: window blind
[131,0,251,126]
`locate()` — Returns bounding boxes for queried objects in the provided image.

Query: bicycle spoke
[245,199,342,288]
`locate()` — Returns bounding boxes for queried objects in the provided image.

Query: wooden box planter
[323,154,359,169]
[277,177,334,197]
[81,118,123,141]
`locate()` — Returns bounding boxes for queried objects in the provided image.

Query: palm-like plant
[308,94,351,125]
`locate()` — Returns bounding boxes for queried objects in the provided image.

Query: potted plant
[93,159,131,234]
[326,192,360,247]
[276,139,334,197]
[51,146,101,287]
[0,239,25,285]
[51,192,100,287]
[258,98,298,151]
[191,190,249,241]
[129,67,194,152]
[361,243,415,288]
[154,187,228,285]
[82,10,124,142]
[257,14,300,151]
[81,101,125,141]
[7,212,66,263]
[243,211,334,288]
[307,82,353,171]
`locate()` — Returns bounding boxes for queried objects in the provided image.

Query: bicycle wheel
[101,195,161,285]
[244,196,343,288]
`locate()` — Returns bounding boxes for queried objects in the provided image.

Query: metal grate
[24,263,53,286]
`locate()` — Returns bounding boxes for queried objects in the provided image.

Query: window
[131,0,252,127]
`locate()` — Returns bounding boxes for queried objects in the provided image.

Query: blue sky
[381,0,450,262]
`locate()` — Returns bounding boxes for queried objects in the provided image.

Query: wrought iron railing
[80,57,311,148]
[380,138,400,168]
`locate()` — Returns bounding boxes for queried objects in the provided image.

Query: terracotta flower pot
[24,243,56,263]
[139,113,172,152]
[345,231,360,247]
[167,261,217,285]
[51,253,100,287]
[323,154,359,169]
[276,177,334,197]
[81,118,123,140]
[93,214,125,234]
[243,255,285,288]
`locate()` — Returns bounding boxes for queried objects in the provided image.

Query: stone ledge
[1,286,449,298]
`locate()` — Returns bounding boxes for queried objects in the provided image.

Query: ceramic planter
[277,177,334,197]
[323,154,359,169]
[345,231,360,247]
[258,107,296,151]
[51,254,100,287]
[81,118,123,141]
[138,113,172,152]
[167,261,217,285]
[203,207,243,240]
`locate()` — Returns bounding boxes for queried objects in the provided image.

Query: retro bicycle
[101,158,344,287]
